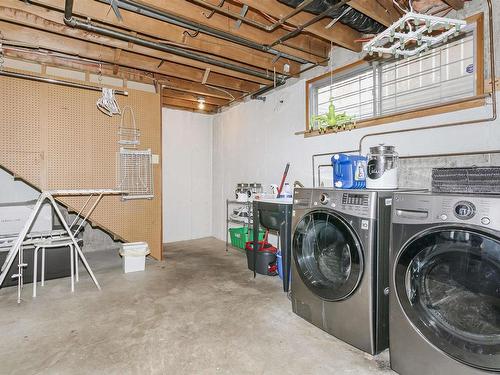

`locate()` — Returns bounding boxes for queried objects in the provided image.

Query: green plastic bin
[229,227,265,249]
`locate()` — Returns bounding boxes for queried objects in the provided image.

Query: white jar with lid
[366,144,399,189]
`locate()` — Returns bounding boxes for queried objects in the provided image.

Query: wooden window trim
[305,12,485,137]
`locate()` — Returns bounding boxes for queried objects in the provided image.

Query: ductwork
[278,0,385,34]
[63,0,285,85]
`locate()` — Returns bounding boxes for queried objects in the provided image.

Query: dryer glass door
[395,228,500,371]
[293,211,363,301]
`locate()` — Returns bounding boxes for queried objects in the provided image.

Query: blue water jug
[332,154,367,189]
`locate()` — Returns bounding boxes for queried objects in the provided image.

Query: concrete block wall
[398,153,500,189]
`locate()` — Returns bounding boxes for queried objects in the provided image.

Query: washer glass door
[293,211,363,301]
[395,228,500,371]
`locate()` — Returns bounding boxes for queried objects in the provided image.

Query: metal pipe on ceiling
[247,57,328,100]
[96,0,312,65]
[268,0,351,48]
[188,0,315,32]
[0,70,128,95]
[311,0,497,187]
[63,0,284,85]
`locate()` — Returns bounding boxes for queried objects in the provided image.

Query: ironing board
[0,189,126,302]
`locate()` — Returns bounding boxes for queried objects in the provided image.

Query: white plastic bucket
[119,242,150,273]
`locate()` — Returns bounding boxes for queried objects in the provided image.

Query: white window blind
[379,34,475,116]
[308,31,477,130]
[316,67,375,122]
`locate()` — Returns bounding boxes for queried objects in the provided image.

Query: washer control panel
[310,190,376,218]
[293,188,378,219]
[342,193,369,207]
[393,192,499,228]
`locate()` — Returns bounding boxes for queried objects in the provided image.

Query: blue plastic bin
[277,251,283,280]
[332,153,367,189]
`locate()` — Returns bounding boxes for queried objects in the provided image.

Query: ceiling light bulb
[198,102,205,110]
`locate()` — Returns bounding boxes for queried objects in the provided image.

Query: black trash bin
[244,240,277,276]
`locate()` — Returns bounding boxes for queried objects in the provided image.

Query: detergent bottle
[332,154,367,189]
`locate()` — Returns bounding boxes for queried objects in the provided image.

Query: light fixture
[197,96,205,110]
[363,12,467,58]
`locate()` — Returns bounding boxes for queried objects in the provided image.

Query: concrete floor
[0,238,395,375]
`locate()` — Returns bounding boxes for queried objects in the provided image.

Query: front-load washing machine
[390,192,500,375]
[290,188,394,355]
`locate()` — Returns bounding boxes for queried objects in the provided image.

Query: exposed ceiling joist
[119,0,331,59]
[349,0,400,27]
[163,96,219,113]
[0,3,274,85]
[31,0,329,63]
[159,76,242,100]
[239,0,362,51]
[1,46,242,103]
[0,20,259,92]
[163,88,229,106]
[1,0,435,114]
[24,0,303,74]
[442,0,465,10]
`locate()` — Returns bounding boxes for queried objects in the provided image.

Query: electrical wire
[392,0,408,14]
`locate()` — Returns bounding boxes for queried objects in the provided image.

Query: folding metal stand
[252,199,293,292]
[0,189,125,303]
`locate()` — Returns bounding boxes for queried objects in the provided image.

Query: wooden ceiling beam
[239,0,362,51]
[163,89,230,106]
[442,0,465,10]
[29,0,328,64]
[121,0,330,59]
[162,96,219,113]
[159,76,243,100]
[0,2,272,85]
[349,0,400,27]
[0,20,260,93]
[22,0,302,75]
[1,47,245,101]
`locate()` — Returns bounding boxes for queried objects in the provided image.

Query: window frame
[305,13,485,138]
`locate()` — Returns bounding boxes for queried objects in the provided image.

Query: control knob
[320,193,330,205]
[453,201,476,220]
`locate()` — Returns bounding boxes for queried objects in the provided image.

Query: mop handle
[277,163,290,196]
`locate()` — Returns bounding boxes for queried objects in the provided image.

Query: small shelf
[227,219,252,225]
[225,199,253,252]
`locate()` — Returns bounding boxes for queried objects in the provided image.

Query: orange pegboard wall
[0,73,45,187]
[0,73,163,260]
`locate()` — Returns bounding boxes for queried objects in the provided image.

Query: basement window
[306,15,484,135]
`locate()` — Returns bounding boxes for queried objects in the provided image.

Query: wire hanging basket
[118,106,141,147]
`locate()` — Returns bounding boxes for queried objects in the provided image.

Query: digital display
[342,193,369,206]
